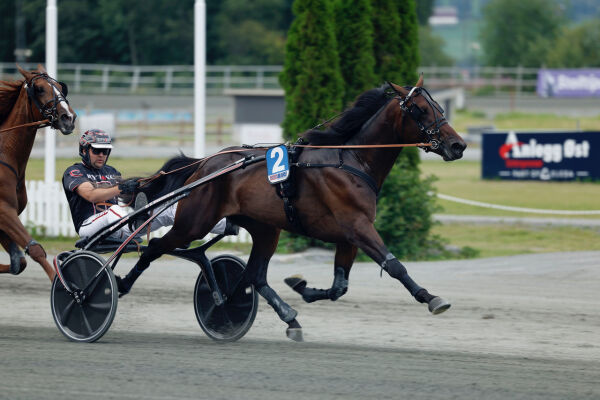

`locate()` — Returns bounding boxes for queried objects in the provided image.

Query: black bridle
[387,83,448,152]
[24,73,69,129]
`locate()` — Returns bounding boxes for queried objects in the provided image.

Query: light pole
[45,0,57,183]
[194,0,206,158]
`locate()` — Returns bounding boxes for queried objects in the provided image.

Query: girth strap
[0,160,19,181]
[293,148,379,196]
[0,159,23,190]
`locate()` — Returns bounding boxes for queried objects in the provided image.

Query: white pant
[78,203,227,240]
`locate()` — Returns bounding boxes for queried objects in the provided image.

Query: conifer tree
[370,0,441,259]
[371,0,404,84]
[279,0,344,141]
[396,0,419,84]
[334,0,378,107]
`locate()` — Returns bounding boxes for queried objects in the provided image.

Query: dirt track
[1,250,599,399]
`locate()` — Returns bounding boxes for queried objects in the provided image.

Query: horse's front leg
[285,242,356,303]
[347,217,450,315]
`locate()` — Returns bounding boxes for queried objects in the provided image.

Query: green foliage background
[334,0,377,107]
[279,0,344,141]
[1,0,598,69]
[545,19,600,68]
[480,0,565,67]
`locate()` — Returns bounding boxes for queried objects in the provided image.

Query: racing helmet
[79,129,113,166]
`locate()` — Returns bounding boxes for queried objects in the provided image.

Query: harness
[24,73,69,129]
[274,83,449,232]
[0,73,69,186]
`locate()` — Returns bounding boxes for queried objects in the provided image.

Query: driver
[62,129,233,240]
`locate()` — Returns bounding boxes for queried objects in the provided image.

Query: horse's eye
[35,85,44,94]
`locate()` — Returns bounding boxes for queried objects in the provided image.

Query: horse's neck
[347,105,403,188]
[0,89,39,178]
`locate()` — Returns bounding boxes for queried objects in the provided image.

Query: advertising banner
[537,69,600,98]
[482,131,600,181]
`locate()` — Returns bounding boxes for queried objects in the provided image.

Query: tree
[213,0,292,65]
[0,1,16,62]
[371,0,403,84]
[480,0,565,67]
[415,0,434,26]
[334,0,377,106]
[279,0,344,141]
[371,0,418,85]
[545,19,600,68]
[396,0,419,84]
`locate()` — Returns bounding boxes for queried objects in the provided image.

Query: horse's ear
[415,73,424,88]
[16,64,30,79]
[388,82,409,96]
[36,64,47,74]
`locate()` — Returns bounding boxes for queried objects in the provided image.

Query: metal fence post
[74,65,81,93]
[101,66,109,93]
[165,67,173,92]
[131,67,140,92]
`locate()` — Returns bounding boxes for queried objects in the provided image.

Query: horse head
[388,76,466,161]
[17,64,76,135]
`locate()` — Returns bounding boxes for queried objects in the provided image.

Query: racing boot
[129,192,149,232]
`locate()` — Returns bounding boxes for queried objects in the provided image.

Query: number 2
[270,147,285,173]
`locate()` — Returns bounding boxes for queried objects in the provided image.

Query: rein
[294,143,431,149]
[0,119,50,133]
[136,142,430,188]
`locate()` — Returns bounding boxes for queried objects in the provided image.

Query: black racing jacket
[62,162,122,232]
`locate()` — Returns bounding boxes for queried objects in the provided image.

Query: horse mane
[301,84,391,145]
[0,79,24,124]
[136,153,201,201]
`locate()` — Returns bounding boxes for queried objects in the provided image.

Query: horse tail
[135,153,202,201]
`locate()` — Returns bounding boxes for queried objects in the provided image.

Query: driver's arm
[75,181,121,203]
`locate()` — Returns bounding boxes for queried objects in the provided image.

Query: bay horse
[0,65,76,281]
[119,76,466,340]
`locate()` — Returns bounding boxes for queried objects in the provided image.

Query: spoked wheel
[50,251,118,343]
[194,255,258,342]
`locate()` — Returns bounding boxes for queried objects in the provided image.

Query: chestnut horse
[0,65,76,281]
[120,77,466,340]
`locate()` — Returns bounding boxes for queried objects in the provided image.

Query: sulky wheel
[194,255,258,342]
[50,251,118,343]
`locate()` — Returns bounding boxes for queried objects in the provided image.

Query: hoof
[286,328,304,342]
[115,276,131,298]
[9,243,26,275]
[428,296,451,315]
[284,274,307,294]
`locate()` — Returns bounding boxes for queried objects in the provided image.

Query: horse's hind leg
[285,242,356,303]
[243,221,303,341]
[117,227,189,295]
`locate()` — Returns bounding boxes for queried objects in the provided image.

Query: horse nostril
[61,113,72,123]
[451,142,466,155]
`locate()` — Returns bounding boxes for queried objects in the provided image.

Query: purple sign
[537,69,600,98]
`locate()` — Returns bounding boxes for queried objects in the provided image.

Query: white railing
[20,181,76,237]
[0,62,540,96]
[0,63,283,95]
[19,180,251,242]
